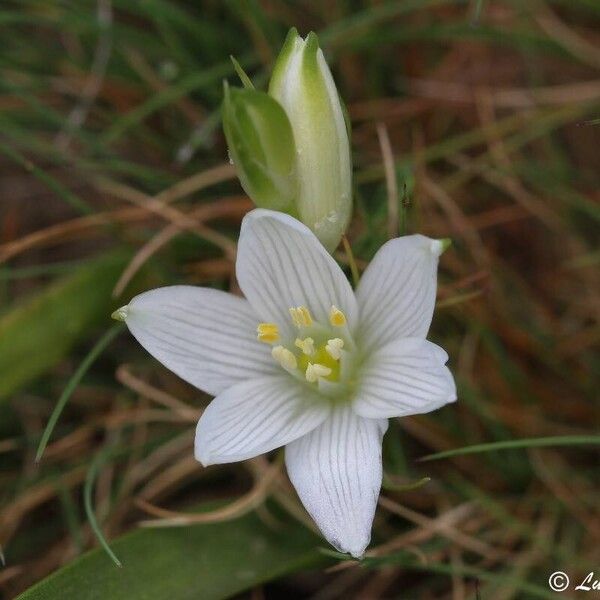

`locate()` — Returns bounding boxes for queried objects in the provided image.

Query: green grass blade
[35,325,123,463]
[420,435,600,461]
[0,142,93,215]
[83,447,122,568]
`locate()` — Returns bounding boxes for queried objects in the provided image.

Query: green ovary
[298,344,341,382]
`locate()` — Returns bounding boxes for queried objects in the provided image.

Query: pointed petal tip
[330,532,370,559]
[431,238,452,256]
[194,420,211,466]
[305,30,320,50]
[286,26,299,41]
[111,306,128,322]
[194,438,211,467]
[195,453,211,468]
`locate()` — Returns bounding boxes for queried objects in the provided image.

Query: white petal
[236,209,358,340]
[195,376,329,465]
[285,406,387,558]
[353,338,457,419]
[123,286,277,397]
[355,235,441,353]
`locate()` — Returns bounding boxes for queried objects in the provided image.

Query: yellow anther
[289,308,301,327]
[295,337,315,355]
[305,362,332,383]
[257,323,279,343]
[272,345,297,370]
[289,305,313,328]
[329,305,346,327]
[325,338,344,360]
[299,306,313,326]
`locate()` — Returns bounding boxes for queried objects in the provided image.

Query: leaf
[15,505,328,600]
[0,251,131,401]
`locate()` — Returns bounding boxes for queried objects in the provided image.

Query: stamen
[257,323,279,343]
[272,345,297,370]
[325,338,344,360]
[329,305,346,327]
[305,362,332,383]
[289,305,313,327]
[288,308,300,328]
[299,306,313,326]
[295,337,315,355]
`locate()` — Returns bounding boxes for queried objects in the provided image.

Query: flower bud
[222,83,297,213]
[269,29,352,252]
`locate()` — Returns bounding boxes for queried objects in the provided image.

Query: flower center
[256,304,353,389]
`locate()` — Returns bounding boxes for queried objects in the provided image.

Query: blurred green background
[0,1,598,598]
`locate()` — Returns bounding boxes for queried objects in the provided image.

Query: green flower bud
[222,83,297,213]
[269,29,352,252]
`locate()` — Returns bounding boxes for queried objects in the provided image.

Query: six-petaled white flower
[116,209,457,557]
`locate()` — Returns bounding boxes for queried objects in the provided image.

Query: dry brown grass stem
[111,195,250,296]
[0,565,23,586]
[152,163,238,206]
[0,467,86,547]
[122,430,194,492]
[0,438,19,454]
[489,512,558,600]
[271,486,319,533]
[534,3,600,70]
[102,407,197,428]
[42,425,95,461]
[378,496,495,558]
[0,206,147,263]
[420,175,489,268]
[326,502,481,576]
[437,290,484,309]
[136,458,281,527]
[474,92,564,231]
[98,179,237,256]
[529,449,600,538]
[115,364,201,420]
[405,78,600,108]
[376,122,399,239]
[136,454,201,501]
[0,164,238,263]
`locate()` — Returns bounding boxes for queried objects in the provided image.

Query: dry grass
[0,1,598,598]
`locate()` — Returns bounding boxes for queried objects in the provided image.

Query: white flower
[116,209,456,557]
